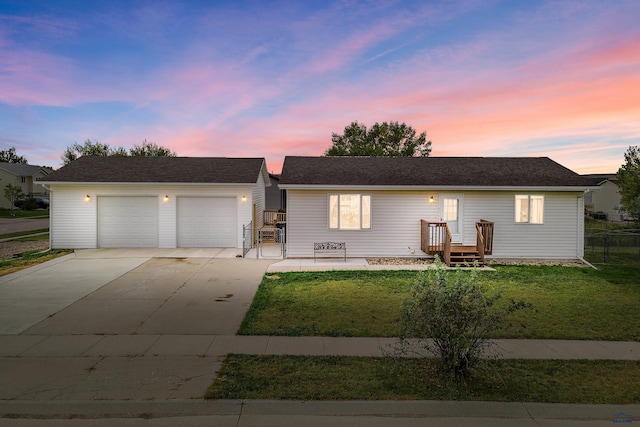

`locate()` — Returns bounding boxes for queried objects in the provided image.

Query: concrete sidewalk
[1,334,639,360]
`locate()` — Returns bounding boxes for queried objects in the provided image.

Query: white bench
[313,242,346,262]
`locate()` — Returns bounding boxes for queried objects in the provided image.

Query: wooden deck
[260,210,286,243]
[421,220,495,267]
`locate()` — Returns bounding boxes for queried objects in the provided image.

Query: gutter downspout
[38,183,52,254]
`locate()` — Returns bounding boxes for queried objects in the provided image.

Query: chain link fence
[584,228,640,264]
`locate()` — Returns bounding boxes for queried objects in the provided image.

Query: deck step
[448,246,483,266]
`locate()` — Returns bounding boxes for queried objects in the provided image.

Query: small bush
[397,257,525,380]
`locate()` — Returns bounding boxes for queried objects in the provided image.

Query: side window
[515,195,544,224]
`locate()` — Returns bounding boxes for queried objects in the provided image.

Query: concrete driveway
[0,250,274,402]
[0,249,273,336]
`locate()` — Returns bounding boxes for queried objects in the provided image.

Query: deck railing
[477,219,494,255]
[422,219,494,266]
[420,220,451,266]
[476,223,485,264]
[263,210,286,226]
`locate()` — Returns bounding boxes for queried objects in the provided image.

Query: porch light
[429,196,435,203]
[163,195,169,202]
[85,194,91,202]
[241,195,247,202]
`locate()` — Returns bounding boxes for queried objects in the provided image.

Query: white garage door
[98,197,159,248]
[177,197,237,247]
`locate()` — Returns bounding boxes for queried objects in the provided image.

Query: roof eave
[279,184,600,192]
[41,181,259,186]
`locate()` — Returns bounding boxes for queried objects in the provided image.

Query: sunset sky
[1,0,638,173]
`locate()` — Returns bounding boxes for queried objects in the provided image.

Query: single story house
[39,156,269,249]
[0,162,52,208]
[279,156,598,262]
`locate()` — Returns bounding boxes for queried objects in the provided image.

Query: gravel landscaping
[366,257,586,267]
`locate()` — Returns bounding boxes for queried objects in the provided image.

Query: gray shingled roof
[40,156,266,184]
[0,162,49,176]
[279,156,593,187]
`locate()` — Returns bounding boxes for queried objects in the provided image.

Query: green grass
[0,228,49,240]
[0,249,72,277]
[585,218,637,230]
[239,266,640,341]
[206,354,640,403]
[0,208,48,218]
[240,271,416,337]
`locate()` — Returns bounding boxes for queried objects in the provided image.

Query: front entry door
[440,194,463,243]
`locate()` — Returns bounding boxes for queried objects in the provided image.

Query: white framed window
[329,194,371,230]
[515,195,544,224]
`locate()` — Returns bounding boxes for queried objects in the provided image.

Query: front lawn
[206,354,640,403]
[0,250,72,277]
[239,265,640,341]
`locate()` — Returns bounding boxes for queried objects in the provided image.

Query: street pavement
[0,217,49,235]
[0,249,638,425]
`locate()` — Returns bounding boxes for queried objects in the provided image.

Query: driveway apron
[0,256,149,335]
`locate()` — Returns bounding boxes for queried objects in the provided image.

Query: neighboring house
[582,174,627,221]
[0,162,52,208]
[265,173,286,211]
[279,156,597,261]
[39,156,270,249]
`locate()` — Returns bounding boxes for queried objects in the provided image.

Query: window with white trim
[329,194,371,230]
[515,195,544,224]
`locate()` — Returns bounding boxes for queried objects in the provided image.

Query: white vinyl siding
[288,190,438,257]
[286,190,583,259]
[461,192,579,258]
[50,187,98,248]
[576,195,585,258]
[252,174,266,228]
[49,184,257,249]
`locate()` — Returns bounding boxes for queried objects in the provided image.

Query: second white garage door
[177,197,237,247]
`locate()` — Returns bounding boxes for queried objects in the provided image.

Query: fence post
[604,230,609,263]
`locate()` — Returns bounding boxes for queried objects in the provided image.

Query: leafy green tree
[397,257,528,381]
[62,139,175,165]
[0,147,28,164]
[325,121,431,157]
[4,183,24,213]
[129,139,176,157]
[62,140,123,165]
[617,146,640,222]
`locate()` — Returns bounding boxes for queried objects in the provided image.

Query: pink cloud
[300,21,399,74]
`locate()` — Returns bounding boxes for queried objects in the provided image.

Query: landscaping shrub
[398,256,527,380]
